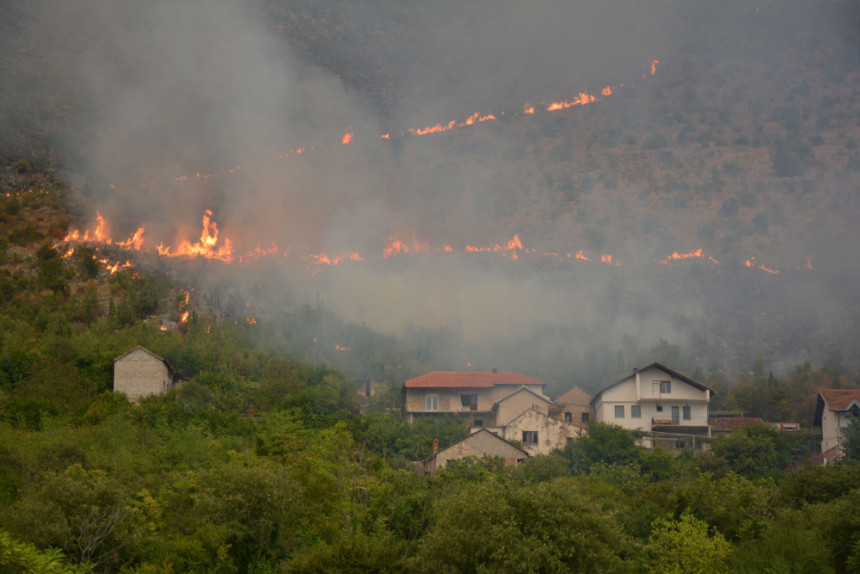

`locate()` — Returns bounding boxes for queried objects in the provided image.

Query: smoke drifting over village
[2,0,860,386]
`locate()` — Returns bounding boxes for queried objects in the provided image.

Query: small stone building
[113,346,176,401]
[422,429,529,474]
[550,386,593,426]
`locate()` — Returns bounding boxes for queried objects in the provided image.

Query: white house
[813,389,860,463]
[591,363,714,441]
[113,346,176,401]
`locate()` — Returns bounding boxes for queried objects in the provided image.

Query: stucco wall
[405,384,545,419]
[821,408,842,454]
[114,349,172,401]
[495,390,549,427]
[503,410,582,455]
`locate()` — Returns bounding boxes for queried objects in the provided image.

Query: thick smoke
[3,0,860,388]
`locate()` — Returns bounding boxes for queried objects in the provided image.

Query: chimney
[432,438,439,455]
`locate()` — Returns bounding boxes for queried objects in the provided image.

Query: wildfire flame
[546,91,596,111]
[658,249,720,265]
[342,129,354,145]
[156,210,234,263]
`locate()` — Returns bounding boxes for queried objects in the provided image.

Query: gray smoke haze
[3,0,860,387]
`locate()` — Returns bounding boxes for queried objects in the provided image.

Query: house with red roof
[813,389,860,463]
[402,370,549,426]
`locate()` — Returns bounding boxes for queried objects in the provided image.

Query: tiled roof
[708,417,764,431]
[820,389,860,410]
[405,371,546,388]
[555,386,592,405]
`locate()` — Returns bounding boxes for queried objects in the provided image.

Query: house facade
[422,429,529,474]
[813,389,860,463]
[499,409,583,455]
[550,386,593,426]
[591,363,714,440]
[114,346,176,401]
[403,371,548,426]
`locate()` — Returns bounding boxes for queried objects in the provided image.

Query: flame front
[156,210,234,262]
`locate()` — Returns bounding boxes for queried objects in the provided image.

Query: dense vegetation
[3,0,860,570]
[0,186,859,572]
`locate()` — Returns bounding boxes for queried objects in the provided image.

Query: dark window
[656,405,663,412]
[660,381,671,393]
[683,406,691,420]
[615,405,624,418]
[564,412,573,423]
[522,431,539,445]
[581,412,590,423]
[473,419,484,427]
[461,394,478,410]
[631,405,641,418]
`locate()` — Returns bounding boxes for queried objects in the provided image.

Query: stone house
[422,429,529,474]
[813,389,860,463]
[550,386,593,426]
[113,346,177,401]
[478,386,584,454]
[499,408,583,455]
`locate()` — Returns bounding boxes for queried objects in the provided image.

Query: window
[631,405,641,418]
[656,405,663,412]
[425,393,438,411]
[564,412,573,423]
[683,406,691,420]
[581,412,590,423]
[660,381,671,393]
[460,394,478,411]
[473,419,484,427]
[522,431,539,445]
[615,405,625,418]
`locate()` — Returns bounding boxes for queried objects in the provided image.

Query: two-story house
[591,363,714,443]
[813,389,860,463]
[403,370,548,425]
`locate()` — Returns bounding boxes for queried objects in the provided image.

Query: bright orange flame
[380,133,390,140]
[600,254,613,264]
[602,86,613,96]
[658,248,704,264]
[342,129,354,145]
[156,210,233,262]
[383,236,431,258]
[335,344,350,351]
[546,91,596,112]
[116,227,145,250]
[523,104,535,114]
[651,59,659,75]
[574,250,591,262]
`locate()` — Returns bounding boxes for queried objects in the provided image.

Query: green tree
[710,424,791,478]
[645,513,731,574]
[560,422,642,474]
[413,479,632,573]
